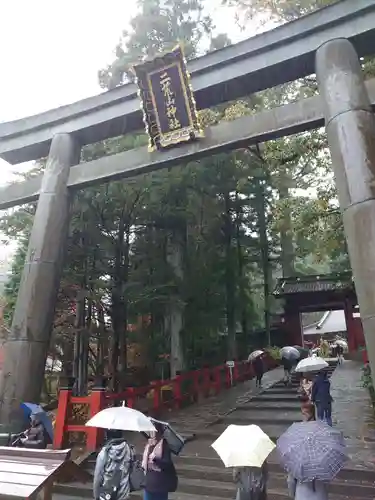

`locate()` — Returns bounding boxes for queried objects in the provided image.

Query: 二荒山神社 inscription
[133,45,203,151]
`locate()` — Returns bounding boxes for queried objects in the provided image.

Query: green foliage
[222,0,337,24]
[1,0,354,385]
[98,0,217,88]
[265,346,281,360]
[361,364,375,408]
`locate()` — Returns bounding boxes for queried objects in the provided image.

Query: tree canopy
[1,0,351,398]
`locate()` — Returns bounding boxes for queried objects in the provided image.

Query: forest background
[0,0,354,396]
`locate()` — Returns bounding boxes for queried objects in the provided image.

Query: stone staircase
[54,362,375,500]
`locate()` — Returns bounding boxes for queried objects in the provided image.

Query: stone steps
[54,461,375,500]
[53,361,375,500]
[222,410,300,424]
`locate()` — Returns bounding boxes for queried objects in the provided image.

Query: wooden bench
[0,447,91,500]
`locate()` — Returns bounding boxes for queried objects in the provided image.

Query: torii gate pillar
[0,134,80,426]
[316,38,375,376]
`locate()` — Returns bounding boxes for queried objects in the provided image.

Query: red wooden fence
[53,354,277,451]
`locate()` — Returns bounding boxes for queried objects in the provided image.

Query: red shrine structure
[273,273,365,353]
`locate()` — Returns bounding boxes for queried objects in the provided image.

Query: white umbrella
[248,350,264,361]
[295,356,328,373]
[280,346,300,360]
[211,424,275,468]
[333,339,348,349]
[86,406,156,432]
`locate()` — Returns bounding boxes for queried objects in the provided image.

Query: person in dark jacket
[142,424,178,500]
[312,371,333,426]
[253,356,265,388]
[20,413,49,449]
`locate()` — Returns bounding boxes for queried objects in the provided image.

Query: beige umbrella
[211,424,275,468]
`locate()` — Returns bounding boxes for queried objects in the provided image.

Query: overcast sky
[0,0,275,263]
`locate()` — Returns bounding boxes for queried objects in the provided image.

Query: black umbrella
[148,418,186,455]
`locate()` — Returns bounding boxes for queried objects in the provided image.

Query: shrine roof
[273,273,354,296]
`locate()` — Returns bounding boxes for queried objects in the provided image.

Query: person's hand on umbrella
[20,433,29,443]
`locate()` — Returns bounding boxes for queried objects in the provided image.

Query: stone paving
[165,367,285,431]
[167,359,375,472]
[330,360,375,471]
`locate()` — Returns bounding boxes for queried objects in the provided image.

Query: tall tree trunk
[119,226,130,375]
[256,180,272,346]
[73,290,87,395]
[235,192,248,339]
[165,233,185,377]
[110,216,130,391]
[96,304,108,377]
[61,337,74,378]
[223,192,237,360]
[279,171,295,277]
[110,217,124,392]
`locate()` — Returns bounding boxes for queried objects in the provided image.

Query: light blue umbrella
[277,421,347,482]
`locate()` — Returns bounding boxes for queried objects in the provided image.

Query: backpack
[99,468,122,500]
[98,441,143,500]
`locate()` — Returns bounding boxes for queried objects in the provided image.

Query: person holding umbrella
[233,462,268,500]
[18,411,50,449]
[211,424,275,500]
[248,351,265,388]
[87,405,156,500]
[336,344,344,365]
[93,429,135,500]
[280,347,300,386]
[312,371,333,426]
[277,421,347,500]
[253,355,265,388]
[142,421,178,500]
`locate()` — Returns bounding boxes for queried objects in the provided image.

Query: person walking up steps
[93,429,135,500]
[253,355,265,388]
[281,356,293,386]
[298,375,315,422]
[312,371,333,426]
[142,422,178,500]
[336,344,344,365]
[233,461,268,500]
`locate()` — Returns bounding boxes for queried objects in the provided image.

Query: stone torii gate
[0,0,375,425]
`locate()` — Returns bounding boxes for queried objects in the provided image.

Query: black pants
[256,373,263,386]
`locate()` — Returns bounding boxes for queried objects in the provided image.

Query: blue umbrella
[276,421,347,482]
[20,402,54,442]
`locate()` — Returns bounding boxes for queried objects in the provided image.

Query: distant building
[303,308,360,343]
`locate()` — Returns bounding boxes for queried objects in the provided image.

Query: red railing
[53,354,277,451]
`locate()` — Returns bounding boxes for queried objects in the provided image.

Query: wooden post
[284,309,303,346]
[316,39,375,378]
[86,389,105,451]
[0,133,80,426]
[53,389,71,449]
